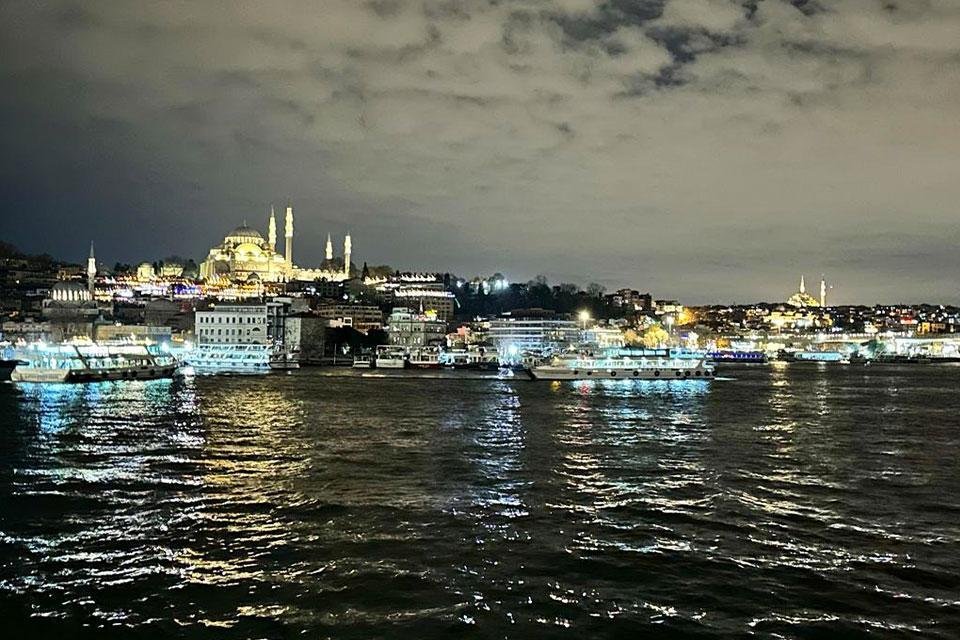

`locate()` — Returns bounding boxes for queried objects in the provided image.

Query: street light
[578,309,591,330]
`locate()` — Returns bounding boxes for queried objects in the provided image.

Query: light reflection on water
[1,367,959,637]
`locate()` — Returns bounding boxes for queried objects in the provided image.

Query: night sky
[1,1,958,303]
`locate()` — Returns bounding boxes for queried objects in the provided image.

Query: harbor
[2,363,959,637]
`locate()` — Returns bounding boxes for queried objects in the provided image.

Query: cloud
[1,0,959,303]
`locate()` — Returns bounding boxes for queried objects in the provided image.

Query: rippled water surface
[1,365,959,638]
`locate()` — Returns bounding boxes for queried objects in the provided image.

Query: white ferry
[529,348,715,381]
[353,354,373,368]
[440,347,500,371]
[374,345,407,369]
[11,343,178,383]
[184,343,273,375]
[408,347,442,369]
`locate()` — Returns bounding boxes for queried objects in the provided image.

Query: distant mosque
[199,205,353,283]
[787,274,828,308]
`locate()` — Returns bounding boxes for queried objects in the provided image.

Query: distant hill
[0,241,57,265]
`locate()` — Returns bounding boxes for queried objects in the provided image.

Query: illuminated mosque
[199,205,353,283]
[787,275,827,308]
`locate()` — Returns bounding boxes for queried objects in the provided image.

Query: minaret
[343,233,352,278]
[87,242,96,298]
[268,206,277,251]
[325,233,333,261]
[820,275,827,308]
[284,205,294,266]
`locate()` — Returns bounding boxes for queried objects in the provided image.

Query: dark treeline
[452,275,636,321]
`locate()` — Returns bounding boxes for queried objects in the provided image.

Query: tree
[586,282,606,298]
[641,325,669,348]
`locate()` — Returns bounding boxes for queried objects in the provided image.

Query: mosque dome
[225,225,264,243]
[50,280,91,303]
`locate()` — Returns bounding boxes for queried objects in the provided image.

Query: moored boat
[353,354,373,368]
[529,348,715,381]
[184,343,272,375]
[783,350,848,363]
[408,347,442,369]
[374,345,407,369]
[11,343,178,383]
[709,350,767,364]
[440,347,500,371]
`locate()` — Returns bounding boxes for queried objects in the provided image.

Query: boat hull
[12,363,177,384]
[184,344,273,375]
[375,358,407,369]
[408,362,441,369]
[529,366,714,381]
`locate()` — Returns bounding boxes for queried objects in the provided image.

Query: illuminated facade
[199,205,353,284]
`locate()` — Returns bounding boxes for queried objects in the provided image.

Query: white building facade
[195,304,269,345]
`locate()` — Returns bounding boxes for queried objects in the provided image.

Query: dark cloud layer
[1,0,958,303]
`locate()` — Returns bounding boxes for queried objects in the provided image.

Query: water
[1,365,959,638]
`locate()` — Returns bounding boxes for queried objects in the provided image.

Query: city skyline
[2,1,959,304]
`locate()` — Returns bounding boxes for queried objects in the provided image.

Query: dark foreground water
[1,365,959,639]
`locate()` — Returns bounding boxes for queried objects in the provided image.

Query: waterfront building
[195,304,269,345]
[488,310,579,357]
[95,323,172,344]
[266,297,310,351]
[199,205,354,284]
[316,303,384,332]
[386,307,447,347]
[283,313,328,364]
[144,299,196,335]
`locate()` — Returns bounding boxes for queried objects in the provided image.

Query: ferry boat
[408,347,442,369]
[353,353,373,368]
[10,343,178,383]
[529,348,715,381]
[184,343,272,375]
[374,345,407,369]
[709,350,767,364]
[783,350,848,363]
[440,347,500,371]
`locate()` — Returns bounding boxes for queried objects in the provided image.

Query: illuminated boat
[786,350,848,363]
[374,345,407,369]
[11,343,178,383]
[440,347,500,371]
[408,347,442,369]
[184,343,272,375]
[353,354,373,368]
[529,348,715,381]
[709,350,767,364]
